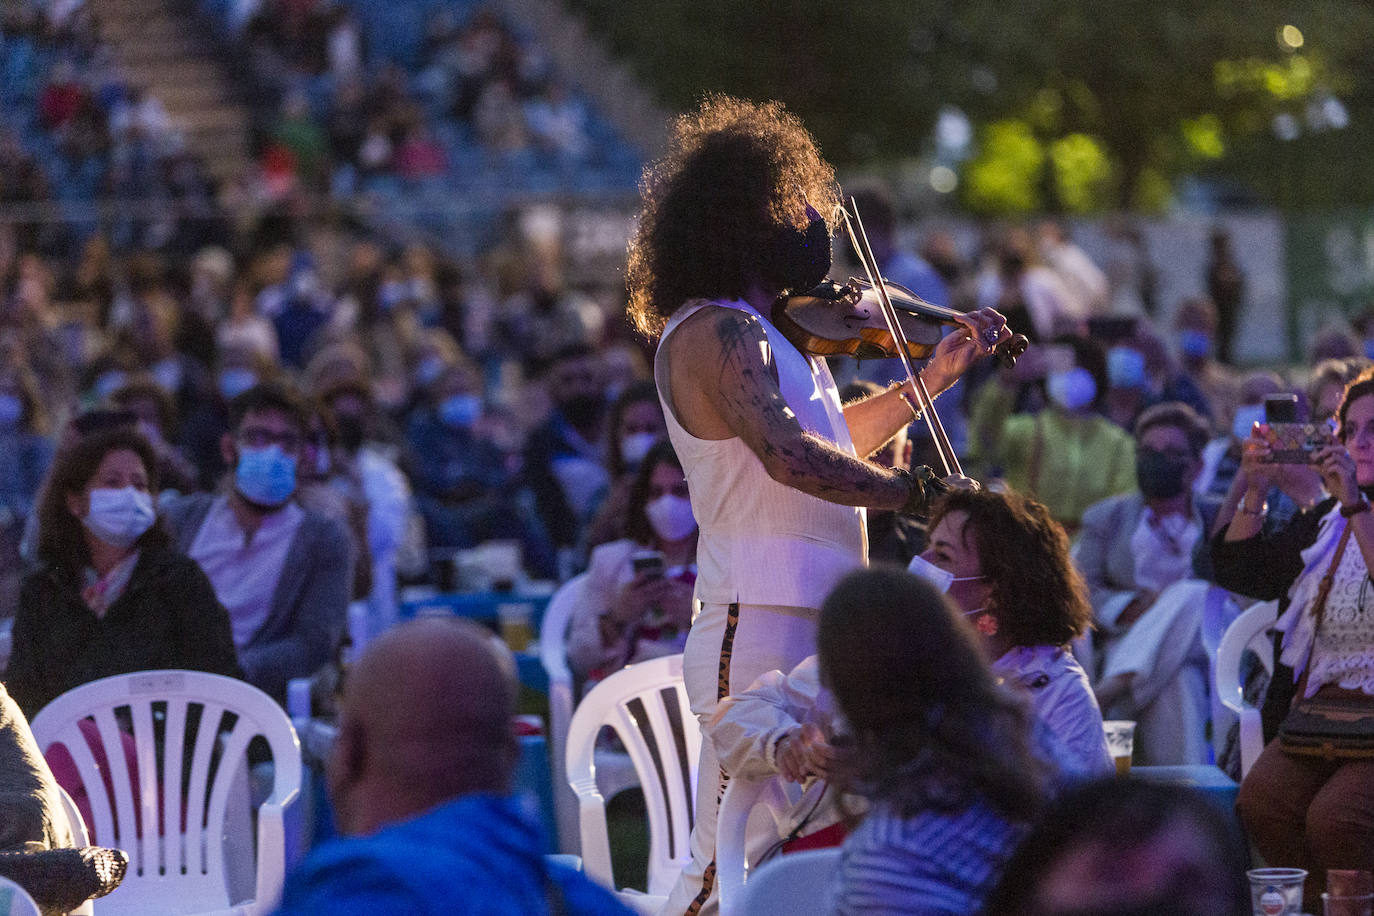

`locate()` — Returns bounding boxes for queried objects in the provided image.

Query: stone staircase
[90,0,252,185]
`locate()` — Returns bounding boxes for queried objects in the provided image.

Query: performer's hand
[776,723,837,782]
[922,307,1011,394]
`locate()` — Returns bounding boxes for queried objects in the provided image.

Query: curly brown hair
[625,95,840,338]
[927,488,1091,649]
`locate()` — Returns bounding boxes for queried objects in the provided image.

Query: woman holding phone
[1211,367,1374,911]
[566,440,697,686]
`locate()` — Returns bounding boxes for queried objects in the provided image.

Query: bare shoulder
[667,303,768,361]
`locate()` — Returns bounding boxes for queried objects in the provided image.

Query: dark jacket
[1209,497,1335,740]
[7,543,242,718]
[162,492,353,703]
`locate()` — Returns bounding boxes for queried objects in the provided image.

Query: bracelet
[1236,495,1267,516]
[1341,499,1371,518]
[897,389,921,422]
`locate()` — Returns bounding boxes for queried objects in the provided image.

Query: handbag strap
[1311,522,1356,632]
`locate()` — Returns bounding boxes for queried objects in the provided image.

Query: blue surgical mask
[1364,339,1374,362]
[152,357,182,392]
[0,394,22,428]
[438,394,482,429]
[235,445,297,507]
[1047,367,1098,411]
[82,486,156,548]
[1178,329,1213,360]
[219,368,257,400]
[415,356,446,388]
[1106,346,1146,389]
[1232,404,1265,442]
[94,370,126,399]
[908,554,984,594]
[620,432,658,467]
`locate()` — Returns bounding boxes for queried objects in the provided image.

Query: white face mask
[1047,367,1098,411]
[82,486,156,549]
[620,432,658,467]
[907,553,984,595]
[645,493,697,543]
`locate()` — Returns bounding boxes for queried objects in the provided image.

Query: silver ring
[981,328,1000,348]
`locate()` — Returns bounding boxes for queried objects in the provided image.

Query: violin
[772,277,1030,368]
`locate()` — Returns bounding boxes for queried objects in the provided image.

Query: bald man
[273,618,631,915]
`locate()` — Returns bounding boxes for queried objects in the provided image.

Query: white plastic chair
[565,654,700,912]
[735,847,841,916]
[1214,600,1278,778]
[539,571,588,854]
[716,773,795,916]
[29,671,301,916]
[55,787,95,916]
[0,877,41,916]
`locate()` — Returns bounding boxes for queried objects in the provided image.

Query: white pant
[659,602,818,916]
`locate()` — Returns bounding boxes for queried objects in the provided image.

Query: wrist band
[1236,495,1266,516]
[1341,499,1371,518]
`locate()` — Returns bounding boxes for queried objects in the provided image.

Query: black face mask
[1136,447,1190,500]
[334,413,366,452]
[559,393,604,428]
[767,217,832,294]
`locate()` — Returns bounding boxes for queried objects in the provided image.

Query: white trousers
[658,602,818,916]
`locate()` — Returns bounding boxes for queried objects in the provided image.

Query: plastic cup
[1103,719,1136,776]
[498,602,535,652]
[1325,892,1374,916]
[1248,867,1308,916]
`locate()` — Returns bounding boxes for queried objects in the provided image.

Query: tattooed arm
[664,305,911,510]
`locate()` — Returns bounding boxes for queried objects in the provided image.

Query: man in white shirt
[163,383,353,703]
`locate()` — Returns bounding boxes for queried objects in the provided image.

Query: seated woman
[8,427,242,719]
[1211,368,1374,912]
[584,381,667,549]
[566,440,696,685]
[709,490,1109,871]
[820,567,1051,915]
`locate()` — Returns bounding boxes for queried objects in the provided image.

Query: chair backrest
[735,847,841,916]
[29,671,302,916]
[565,654,700,896]
[0,877,41,916]
[56,787,94,916]
[1215,600,1277,715]
[1214,600,1278,778]
[539,572,588,854]
[716,773,794,916]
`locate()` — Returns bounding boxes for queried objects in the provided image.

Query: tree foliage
[571,0,1374,212]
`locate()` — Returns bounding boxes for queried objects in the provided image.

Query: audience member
[584,380,665,548]
[975,227,1082,342]
[522,343,610,565]
[1036,221,1108,318]
[0,361,55,617]
[271,617,631,915]
[983,779,1249,916]
[8,427,240,717]
[566,440,695,685]
[1174,295,1240,426]
[161,383,353,702]
[1206,227,1245,365]
[970,335,1135,529]
[1213,368,1374,911]
[818,567,1050,914]
[1075,402,1217,763]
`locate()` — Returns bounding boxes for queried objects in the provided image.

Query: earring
[975,613,999,637]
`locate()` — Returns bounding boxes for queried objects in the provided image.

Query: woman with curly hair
[637,94,1011,916]
[912,488,1112,774]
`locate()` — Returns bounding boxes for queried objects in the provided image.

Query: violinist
[626,95,1010,916]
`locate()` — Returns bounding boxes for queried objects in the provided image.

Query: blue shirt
[273,793,632,916]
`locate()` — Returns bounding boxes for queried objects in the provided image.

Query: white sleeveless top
[655,298,867,609]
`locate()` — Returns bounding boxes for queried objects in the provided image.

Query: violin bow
[840,198,964,478]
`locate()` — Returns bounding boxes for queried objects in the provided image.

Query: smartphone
[1263,393,1300,424]
[1265,419,1336,464]
[631,550,666,579]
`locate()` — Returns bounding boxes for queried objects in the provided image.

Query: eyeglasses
[238,428,304,452]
